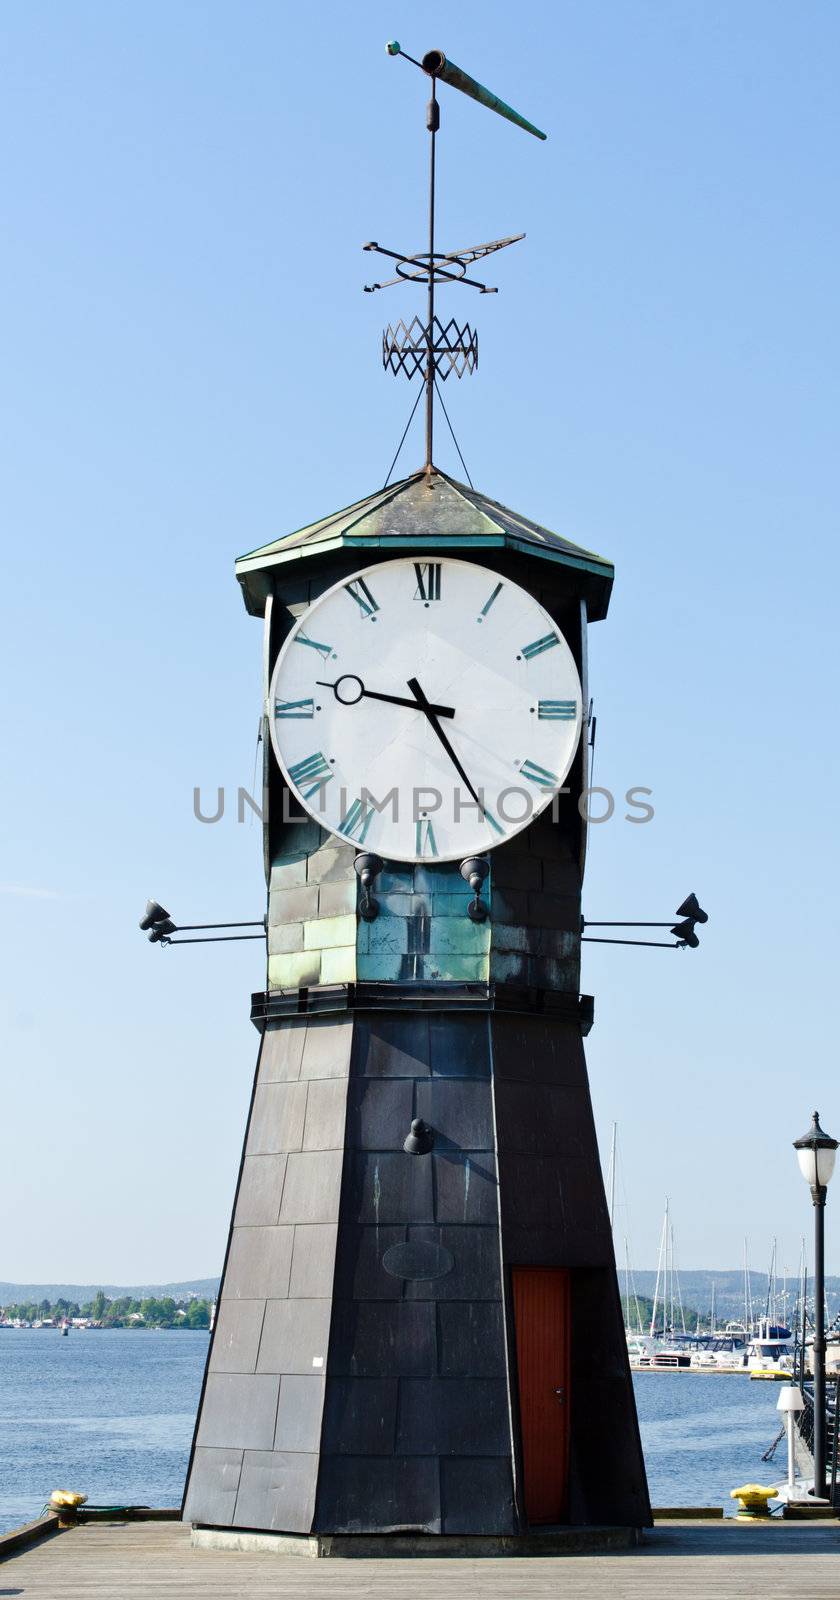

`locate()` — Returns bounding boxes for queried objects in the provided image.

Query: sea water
[0,1329,205,1533]
[634,1371,785,1509]
[0,1332,787,1532]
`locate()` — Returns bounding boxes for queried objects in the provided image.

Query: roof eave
[235,533,614,621]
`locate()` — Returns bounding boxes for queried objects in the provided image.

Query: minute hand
[406,676,483,810]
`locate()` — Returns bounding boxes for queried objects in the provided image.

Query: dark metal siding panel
[396,1378,511,1455]
[329,1302,437,1377]
[315,1456,442,1534]
[233,1450,320,1532]
[209,1300,266,1374]
[441,1458,516,1535]
[314,1010,511,1536]
[182,1448,242,1526]
[321,1379,399,1455]
[438,1302,507,1376]
[184,1015,352,1533]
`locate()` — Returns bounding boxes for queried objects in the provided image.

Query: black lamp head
[354,852,384,923]
[354,852,384,890]
[459,856,489,895]
[671,919,700,948]
[793,1110,838,1154]
[404,1118,435,1156]
[459,856,490,923]
[676,893,708,925]
[139,899,170,931]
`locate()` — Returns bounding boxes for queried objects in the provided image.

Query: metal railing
[795,1378,840,1503]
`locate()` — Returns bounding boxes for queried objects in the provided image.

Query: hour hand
[316,674,455,719]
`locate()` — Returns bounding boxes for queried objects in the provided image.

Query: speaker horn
[139,899,170,931]
[671,919,700,949]
[148,919,176,943]
[676,893,708,924]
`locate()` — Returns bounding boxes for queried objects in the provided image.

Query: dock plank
[3,1519,840,1599]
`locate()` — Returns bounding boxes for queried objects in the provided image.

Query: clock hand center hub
[333,673,364,706]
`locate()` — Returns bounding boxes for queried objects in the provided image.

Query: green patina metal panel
[264,828,580,995]
[267,823,359,991]
[356,860,491,983]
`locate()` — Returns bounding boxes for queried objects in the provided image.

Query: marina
[610,1140,839,1383]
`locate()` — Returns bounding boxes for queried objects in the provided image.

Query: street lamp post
[793,1111,839,1500]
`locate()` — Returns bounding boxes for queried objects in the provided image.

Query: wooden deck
[4,1518,840,1598]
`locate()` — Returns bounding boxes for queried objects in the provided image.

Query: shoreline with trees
[1,1291,211,1329]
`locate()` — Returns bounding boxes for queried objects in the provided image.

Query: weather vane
[368,43,547,478]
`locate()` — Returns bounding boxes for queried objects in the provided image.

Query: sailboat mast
[743,1237,753,1330]
[763,1238,776,1330]
[650,1204,668,1339]
[671,1221,686,1335]
[667,1200,674,1335]
[608,1121,617,1233]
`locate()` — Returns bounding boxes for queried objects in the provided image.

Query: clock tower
[182,43,650,1549]
[182,468,650,1542]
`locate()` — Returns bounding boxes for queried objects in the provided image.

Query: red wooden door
[512,1267,570,1524]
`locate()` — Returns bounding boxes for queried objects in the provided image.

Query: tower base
[183,998,650,1535]
[190,1524,643,1558]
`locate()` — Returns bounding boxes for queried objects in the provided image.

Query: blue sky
[2,0,839,1285]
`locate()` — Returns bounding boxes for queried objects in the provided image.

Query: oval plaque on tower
[382,1240,455,1282]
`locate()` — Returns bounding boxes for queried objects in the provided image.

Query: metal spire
[367,42,547,474]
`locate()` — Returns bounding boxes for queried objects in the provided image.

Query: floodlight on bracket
[581,893,709,950]
[138,900,266,948]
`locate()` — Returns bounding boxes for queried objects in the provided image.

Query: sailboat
[747,1239,794,1379]
[604,1124,659,1366]
[647,1201,712,1367]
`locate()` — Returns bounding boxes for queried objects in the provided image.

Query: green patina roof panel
[235,468,614,620]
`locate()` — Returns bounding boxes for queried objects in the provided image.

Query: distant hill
[624,1270,840,1323]
[3,1268,837,1320]
[0,1278,220,1303]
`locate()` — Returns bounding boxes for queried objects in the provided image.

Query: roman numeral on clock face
[414,562,441,602]
[338,797,374,845]
[287,751,334,799]
[345,576,379,618]
[294,631,333,661]
[415,818,439,857]
[520,631,560,660]
[482,807,505,837]
[478,581,503,620]
[520,758,559,789]
[538,700,576,721]
[275,698,315,719]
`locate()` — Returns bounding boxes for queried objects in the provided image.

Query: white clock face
[269,557,582,863]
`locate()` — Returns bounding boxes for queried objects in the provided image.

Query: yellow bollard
[729,1483,778,1520]
[49,1490,88,1527]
